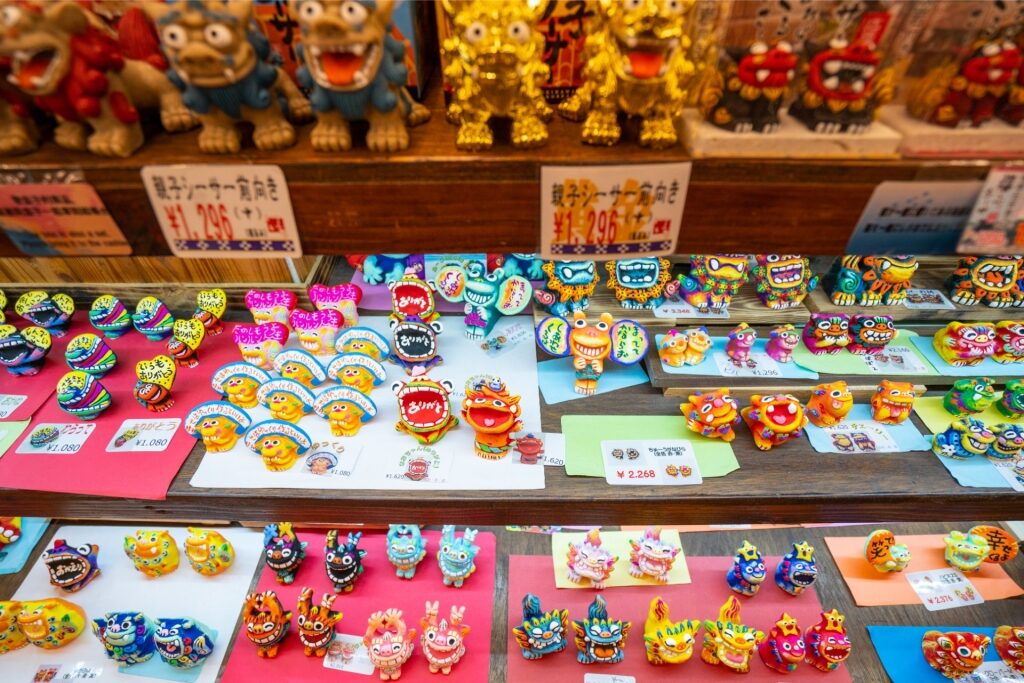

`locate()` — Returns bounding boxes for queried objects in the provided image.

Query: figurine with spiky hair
[573,595,631,664]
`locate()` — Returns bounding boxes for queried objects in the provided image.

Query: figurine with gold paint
[184,527,234,576]
[124,530,179,578]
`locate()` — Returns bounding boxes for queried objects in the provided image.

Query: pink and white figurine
[245,290,297,327]
[308,283,362,328]
[766,324,799,363]
[726,323,757,368]
[420,602,469,675]
[627,527,680,583]
[289,309,342,356]
[232,323,289,370]
[566,529,617,589]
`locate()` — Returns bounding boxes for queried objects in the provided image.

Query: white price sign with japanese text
[141,164,302,258]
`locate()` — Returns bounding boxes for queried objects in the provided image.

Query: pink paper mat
[0,320,241,499]
[507,555,852,681]
[220,530,495,683]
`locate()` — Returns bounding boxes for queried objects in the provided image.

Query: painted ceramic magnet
[435,263,532,339]
[566,529,617,589]
[243,591,292,658]
[766,324,800,363]
[826,255,918,306]
[308,283,362,327]
[702,38,797,133]
[324,530,366,594]
[681,388,740,442]
[988,424,1024,461]
[244,420,312,472]
[802,313,850,355]
[154,618,215,668]
[17,598,87,649]
[0,601,26,654]
[92,611,157,666]
[968,525,1019,565]
[328,353,387,395]
[922,630,990,679]
[263,523,307,584]
[943,377,996,416]
[245,290,297,327]
[864,529,911,573]
[15,291,74,336]
[290,308,342,356]
[335,327,391,361]
[806,381,853,427]
[124,530,179,578]
[933,322,997,367]
[627,527,679,583]
[642,597,698,665]
[775,542,818,596]
[0,517,20,546]
[364,608,416,679]
[536,311,649,396]
[388,316,444,375]
[943,530,990,572]
[658,329,688,367]
[420,602,469,674]
[389,272,439,324]
[741,394,807,451]
[166,318,206,368]
[90,295,132,339]
[932,417,994,460]
[759,613,805,674]
[296,588,341,658]
[193,288,227,337]
[994,321,1024,364]
[314,387,377,437]
[65,333,117,376]
[514,433,545,464]
[727,540,766,597]
[438,525,479,588]
[726,322,757,368]
[573,595,630,665]
[804,610,850,672]
[535,261,599,317]
[871,380,917,425]
[211,362,271,409]
[182,527,234,577]
[257,379,316,424]
[273,349,327,389]
[604,258,672,310]
[676,255,749,312]
[134,355,176,412]
[387,525,426,579]
[461,376,522,459]
[232,323,289,370]
[43,539,100,593]
[57,370,112,420]
[752,255,818,310]
[848,314,896,355]
[999,379,1024,419]
[132,296,175,341]
[701,596,763,673]
[996,625,1024,673]
[0,325,51,376]
[946,256,1024,307]
[512,594,568,660]
[393,377,458,444]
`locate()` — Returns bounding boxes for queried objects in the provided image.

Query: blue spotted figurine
[92,612,157,666]
[727,540,767,597]
[775,542,819,596]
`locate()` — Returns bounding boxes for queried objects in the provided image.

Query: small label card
[713,352,783,378]
[584,675,637,683]
[601,439,702,486]
[0,394,26,419]
[861,346,930,374]
[903,288,956,310]
[955,661,1024,682]
[322,634,374,675]
[905,568,984,611]
[819,421,900,454]
[106,418,180,453]
[652,301,730,319]
[993,461,1024,492]
[17,423,95,454]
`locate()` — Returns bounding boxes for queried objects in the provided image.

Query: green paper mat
[914,395,1023,434]
[0,421,28,459]
[791,330,938,375]
[562,415,740,478]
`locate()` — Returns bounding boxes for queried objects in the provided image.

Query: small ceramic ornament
[514,433,545,464]
[0,517,20,545]
[43,539,100,593]
[943,377,996,416]
[154,618,215,669]
[183,528,234,576]
[461,376,522,459]
[759,613,805,674]
[328,353,387,395]
[211,362,271,409]
[573,595,631,665]
[988,424,1024,461]
[534,261,599,317]
[57,371,112,420]
[420,602,469,674]
[437,526,479,588]
[864,529,911,573]
[435,263,532,339]
[273,350,328,390]
[92,611,157,666]
[566,529,617,589]
[996,625,1024,673]
[604,258,673,310]
[0,601,27,654]
[642,597,698,665]
[933,322,997,367]
[387,525,426,579]
[727,540,766,597]
[790,34,888,132]
[134,355,177,412]
[244,420,312,472]
[658,329,688,367]
[802,313,850,355]
[388,316,444,375]
[389,272,440,325]
[90,295,132,339]
[804,610,851,672]
[124,530,179,578]
[946,256,1024,307]
[257,379,316,423]
[536,311,649,396]
[17,598,87,649]
[336,327,391,361]
[232,323,289,370]
[16,291,74,337]
[766,324,800,363]
[968,525,1019,565]
[297,588,342,658]
[681,388,740,442]
[999,379,1024,419]
[324,530,367,594]
[364,608,416,680]
[826,255,918,306]
[806,381,853,427]
[726,322,757,368]
[751,255,818,310]
[0,325,51,376]
[847,314,896,355]
[932,417,994,460]
[871,380,917,425]
[995,321,1024,364]
[184,401,250,453]
[290,309,342,356]
[741,394,807,451]
[392,377,458,444]
[775,542,818,596]
[132,296,175,341]
[308,284,362,327]
[701,596,763,673]
[922,630,991,679]
[675,255,749,312]
[243,591,292,658]
[245,290,297,327]
[702,39,797,133]
[65,333,117,376]
[627,527,679,583]
[943,530,990,572]
[263,523,307,584]
[314,387,377,437]
[513,594,568,660]
[166,318,206,368]
[193,288,227,337]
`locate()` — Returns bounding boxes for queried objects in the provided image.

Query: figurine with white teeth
[701,41,797,133]
[293,0,430,152]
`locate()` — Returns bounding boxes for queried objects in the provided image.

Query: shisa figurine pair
[802,313,897,355]
[93,611,216,670]
[123,528,234,578]
[933,320,1024,366]
[726,540,818,597]
[566,528,680,588]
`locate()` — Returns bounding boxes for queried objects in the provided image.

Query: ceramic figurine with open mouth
[193,288,227,337]
[244,420,312,472]
[994,321,1024,363]
[871,380,917,425]
[154,617,216,668]
[15,291,74,337]
[90,295,132,339]
[438,525,479,588]
[232,322,289,370]
[57,370,112,420]
[806,381,853,428]
[328,353,387,395]
[16,598,87,649]
[363,608,416,679]
[825,255,919,306]
[314,386,377,437]
[92,611,157,666]
[65,333,117,376]
[392,377,458,444]
[185,401,251,453]
[325,530,367,594]
[804,610,851,672]
[775,541,818,596]
[133,355,176,413]
[573,594,631,665]
[297,588,341,658]
[132,296,175,342]
[932,417,994,460]
[420,602,469,674]
[942,377,996,417]
[290,308,343,356]
[605,258,673,310]
[741,394,807,451]
[263,522,307,585]
[566,529,617,589]
[934,321,997,368]
[0,600,27,654]
[673,255,749,312]
[43,538,100,593]
[535,260,599,318]
[165,318,206,369]
[211,362,271,409]
[0,324,51,376]
[461,375,522,459]
[388,271,440,325]
[995,625,1024,673]
[946,257,1024,308]
[701,41,797,134]
[922,629,991,679]
[847,314,896,355]
[802,313,850,355]
[627,527,680,583]
[642,596,698,665]
[308,283,362,327]
[183,527,234,577]
[243,591,292,658]
[512,594,569,660]
[435,262,532,339]
[124,530,179,578]
[766,324,800,363]
[335,326,391,360]
[789,37,887,134]
[388,316,444,376]
[274,349,328,390]
[942,529,990,572]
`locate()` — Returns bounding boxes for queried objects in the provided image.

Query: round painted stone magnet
[65,333,117,376]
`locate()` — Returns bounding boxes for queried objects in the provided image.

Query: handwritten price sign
[540,162,691,259]
[17,423,95,455]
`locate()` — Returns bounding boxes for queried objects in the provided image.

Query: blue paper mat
[805,405,932,454]
[120,627,219,683]
[867,625,1001,683]
[654,335,819,379]
[910,335,1024,376]
[934,452,1015,489]
[0,517,48,575]
[537,357,650,404]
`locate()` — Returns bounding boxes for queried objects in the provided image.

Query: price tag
[322,634,374,674]
[0,394,27,419]
[141,164,302,258]
[423,253,486,282]
[959,661,1024,682]
[993,462,1024,492]
[957,167,1024,254]
[818,421,900,453]
[481,321,533,358]
[584,674,636,683]
[713,352,782,378]
[652,301,730,319]
[601,439,702,486]
[903,288,956,310]
[905,569,984,611]
[105,418,180,453]
[16,423,94,454]
[540,162,691,259]
[510,431,564,467]
[861,346,930,374]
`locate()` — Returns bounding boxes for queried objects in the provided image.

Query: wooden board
[660,383,927,401]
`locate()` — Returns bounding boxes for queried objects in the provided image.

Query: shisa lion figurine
[293,0,430,152]
[559,0,697,148]
[681,388,740,442]
[440,0,550,151]
[825,255,918,306]
[643,597,699,665]
[995,625,1024,673]
[806,381,853,428]
[296,588,342,658]
[945,256,1024,308]
[243,591,291,658]
[933,322,997,368]
[726,540,766,597]
[91,611,157,666]
[628,527,679,583]
[804,609,851,673]
[420,602,470,675]
[435,262,532,339]
[922,630,991,679]
[700,41,798,133]
[364,608,416,681]
[701,596,763,673]
[573,595,631,665]
[461,376,523,459]
[567,529,617,589]
[759,613,805,675]
[512,594,568,660]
